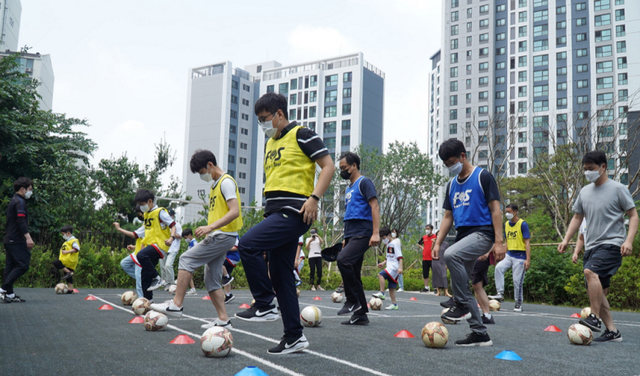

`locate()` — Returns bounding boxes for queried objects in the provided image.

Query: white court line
[92,294,395,376]
[89,295,306,376]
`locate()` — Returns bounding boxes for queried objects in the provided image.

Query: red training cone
[394,330,415,338]
[99,304,113,310]
[570,313,581,318]
[544,325,562,332]
[313,296,322,300]
[73,289,79,293]
[201,295,211,300]
[239,303,251,308]
[409,297,418,301]
[129,316,144,323]
[170,335,195,344]
[85,295,97,301]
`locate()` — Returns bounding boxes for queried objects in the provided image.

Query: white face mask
[62,234,71,241]
[382,238,389,245]
[259,113,280,139]
[584,168,602,183]
[505,213,514,220]
[25,190,33,199]
[140,204,150,213]
[426,230,431,235]
[448,162,463,176]
[200,166,213,182]
[391,232,397,238]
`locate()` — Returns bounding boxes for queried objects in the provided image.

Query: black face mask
[340,168,352,180]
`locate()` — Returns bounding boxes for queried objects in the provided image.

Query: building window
[518,71,527,82]
[598,110,614,122]
[230,125,237,134]
[557,82,567,91]
[577,64,588,73]
[230,110,238,119]
[450,67,458,77]
[309,106,317,118]
[341,136,350,147]
[518,86,527,97]
[308,121,316,131]
[557,98,567,107]
[451,81,458,91]
[557,21,566,29]
[478,62,488,71]
[242,84,250,92]
[616,9,625,21]
[290,93,297,106]
[518,101,527,112]
[241,113,249,121]
[577,80,589,89]
[451,11,459,22]
[595,0,610,10]
[533,10,548,22]
[519,26,527,37]
[289,109,297,120]
[576,48,588,57]
[450,109,458,120]
[575,2,586,11]
[576,18,587,26]
[480,19,489,28]
[323,121,336,133]
[557,6,566,14]
[533,40,548,51]
[450,123,458,134]
[534,85,549,96]
[596,61,613,73]
[557,36,567,45]
[342,104,351,115]
[229,140,236,149]
[279,83,289,95]
[343,72,352,82]
[451,95,458,106]
[518,146,527,157]
[595,45,612,58]
[497,18,506,26]
[325,90,337,102]
[343,88,352,98]
[324,137,335,149]
[451,39,458,49]
[496,76,506,84]
[342,119,351,130]
[519,11,527,22]
[595,14,611,27]
[595,29,611,42]
[534,100,549,112]
[576,33,587,42]
[309,91,317,103]
[496,47,506,55]
[479,77,489,86]
[240,142,248,150]
[324,106,337,118]
[496,91,505,99]
[479,48,489,56]
[619,73,628,85]
[518,116,528,128]
[557,67,567,75]
[533,70,548,82]
[619,90,628,102]
[496,32,506,41]
[617,41,626,53]
[577,95,589,104]
[518,56,527,67]
[496,105,506,113]
[519,41,527,52]
[478,106,488,114]
[533,55,548,67]
[496,62,506,70]
[518,163,527,174]
[241,128,249,135]
[557,52,566,60]
[325,75,338,87]
[534,25,548,36]
[616,25,625,37]
[231,95,238,104]
[597,93,614,106]
[480,5,489,14]
[596,77,614,89]
[479,91,489,100]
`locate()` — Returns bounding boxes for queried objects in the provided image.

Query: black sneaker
[221,275,234,287]
[66,290,74,294]
[441,304,471,322]
[513,304,523,312]
[235,304,279,322]
[440,297,455,308]
[267,334,309,354]
[61,272,73,281]
[337,301,362,316]
[341,315,370,325]
[455,332,493,347]
[224,294,235,304]
[335,286,344,293]
[2,294,11,304]
[579,313,602,332]
[482,315,495,324]
[593,328,623,342]
[420,287,431,293]
[7,295,25,303]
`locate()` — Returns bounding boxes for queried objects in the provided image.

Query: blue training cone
[235,366,269,376]
[495,350,523,361]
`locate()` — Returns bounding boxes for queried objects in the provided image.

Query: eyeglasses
[257,112,276,125]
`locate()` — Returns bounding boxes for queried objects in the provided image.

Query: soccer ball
[421,321,449,348]
[168,284,177,294]
[567,324,593,345]
[55,283,68,294]
[132,297,151,315]
[369,297,383,310]
[441,308,457,325]
[200,327,233,357]
[300,305,322,327]
[144,311,168,331]
[580,307,591,319]
[121,291,137,306]
[331,292,344,303]
[489,299,501,311]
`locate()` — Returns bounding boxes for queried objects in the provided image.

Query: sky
[19,0,443,185]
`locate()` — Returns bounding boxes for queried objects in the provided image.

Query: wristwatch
[310,194,320,201]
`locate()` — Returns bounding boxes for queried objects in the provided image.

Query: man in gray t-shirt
[559,151,638,343]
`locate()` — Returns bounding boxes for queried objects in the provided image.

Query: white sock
[226,293,231,296]
[224,274,230,278]
[484,312,492,319]
[0,288,6,293]
[7,293,15,298]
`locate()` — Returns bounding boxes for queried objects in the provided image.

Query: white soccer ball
[369,297,382,310]
[200,327,233,357]
[580,307,591,320]
[55,283,68,294]
[422,321,449,348]
[121,291,137,306]
[300,305,322,327]
[168,284,177,294]
[489,299,501,311]
[331,292,344,303]
[441,308,458,325]
[144,311,168,331]
[567,324,593,345]
[132,297,151,315]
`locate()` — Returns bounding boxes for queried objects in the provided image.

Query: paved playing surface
[2,288,639,376]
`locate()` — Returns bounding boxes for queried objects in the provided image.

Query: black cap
[168,209,176,216]
[321,243,343,262]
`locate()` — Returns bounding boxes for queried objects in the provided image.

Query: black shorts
[223,259,236,275]
[422,260,432,279]
[584,244,623,289]
[472,258,491,287]
[52,260,74,272]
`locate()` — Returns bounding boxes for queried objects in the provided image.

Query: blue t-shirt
[226,236,240,263]
[344,176,377,239]
[505,220,530,259]
[188,239,198,249]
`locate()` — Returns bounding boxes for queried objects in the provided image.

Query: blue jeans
[398,274,404,290]
[120,255,143,298]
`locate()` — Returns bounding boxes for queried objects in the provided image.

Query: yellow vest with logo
[59,237,80,269]
[264,125,315,196]
[505,218,527,251]
[208,174,243,232]
[144,207,171,252]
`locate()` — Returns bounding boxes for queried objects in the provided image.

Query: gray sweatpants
[444,232,494,335]
[494,253,527,305]
[178,233,236,292]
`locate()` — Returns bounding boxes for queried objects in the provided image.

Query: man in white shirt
[161,209,182,289]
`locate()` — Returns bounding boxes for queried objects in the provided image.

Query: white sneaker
[147,276,165,291]
[150,300,183,317]
[186,288,197,295]
[372,292,386,300]
[385,304,399,310]
[396,288,404,292]
[488,293,504,300]
[201,318,233,329]
[317,286,325,291]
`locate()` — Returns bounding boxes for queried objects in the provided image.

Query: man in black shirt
[2,177,35,303]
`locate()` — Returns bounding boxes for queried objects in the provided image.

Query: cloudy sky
[19,0,443,184]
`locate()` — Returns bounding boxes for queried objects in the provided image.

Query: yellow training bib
[143,207,171,252]
[505,219,527,251]
[59,237,80,270]
[264,126,315,196]
[208,174,243,232]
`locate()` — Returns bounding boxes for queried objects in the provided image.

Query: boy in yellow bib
[151,150,242,329]
[53,225,80,293]
[113,205,145,298]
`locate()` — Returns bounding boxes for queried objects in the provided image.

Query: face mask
[448,162,463,176]
[140,204,150,213]
[340,168,352,180]
[260,114,280,139]
[25,190,33,199]
[426,230,431,235]
[506,213,514,220]
[62,234,70,241]
[585,168,602,183]
[391,232,397,238]
[382,238,389,245]
[200,166,213,183]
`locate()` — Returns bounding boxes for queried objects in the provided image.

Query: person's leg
[316,258,323,287]
[389,287,397,304]
[203,250,233,321]
[309,258,316,286]
[493,255,512,297]
[473,281,490,315]
[337,237,370,315]
[584,269,604,316]
[422,260,429,290]
[137,246,161,300]
[134,264,143,298]
[398,274,404,290]
[1,245,17,293]
[120,256,136,279]
[158,256,168,284]
[164,252,177,284]
[378,273,385,293]
[1,244,31,295]
[269,237,303,337]
[511,258,526,306]
[67,271,74,290]
[352,238,369,316]
[443,233,493,335]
